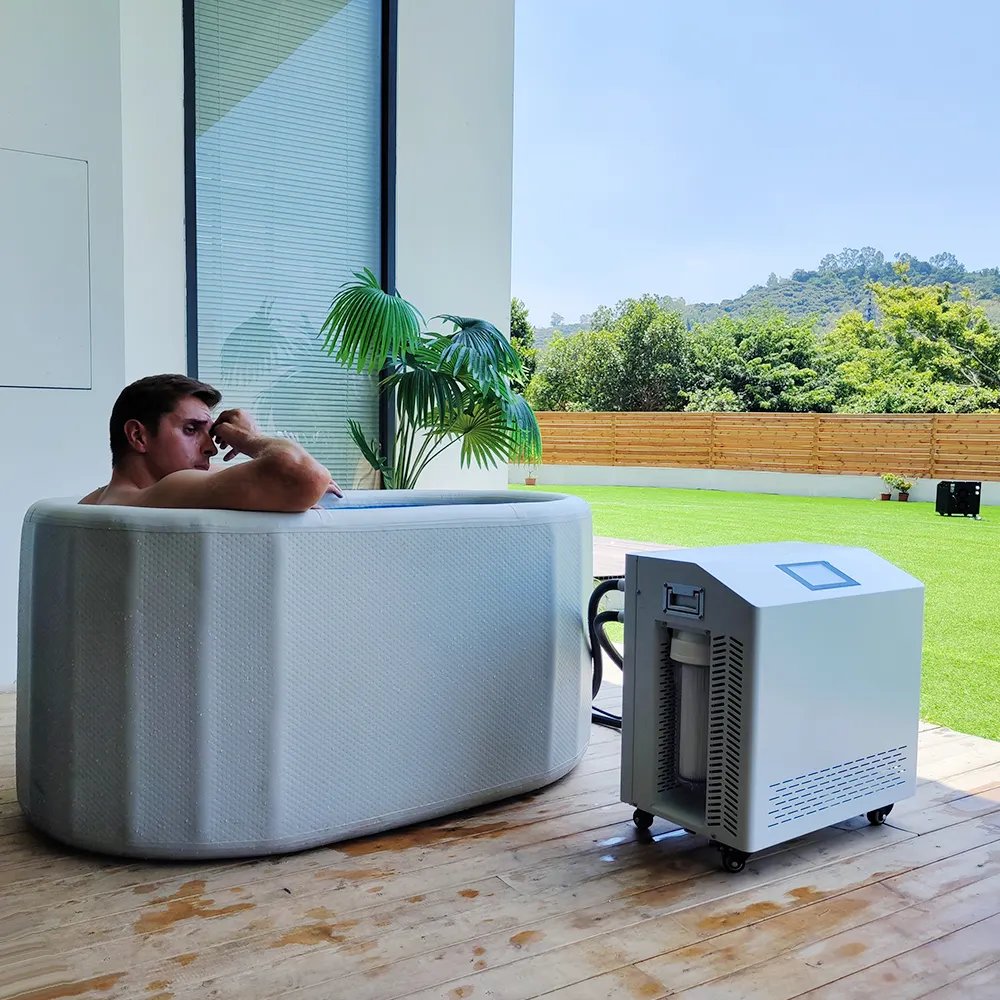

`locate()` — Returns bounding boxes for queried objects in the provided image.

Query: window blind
[192,0,381,483]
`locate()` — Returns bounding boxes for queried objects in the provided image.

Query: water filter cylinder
[671,629,711,782]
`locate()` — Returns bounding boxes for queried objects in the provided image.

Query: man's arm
[129,411,336,512]
[137,447,330,512]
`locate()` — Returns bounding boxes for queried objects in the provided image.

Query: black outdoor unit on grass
[936,480,982,518]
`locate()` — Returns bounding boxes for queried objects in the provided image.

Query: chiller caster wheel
[867,805,894,826]
[721,847,749,873]
[633,808,654,831]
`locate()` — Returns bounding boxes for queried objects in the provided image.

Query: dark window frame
[181,0,398,471]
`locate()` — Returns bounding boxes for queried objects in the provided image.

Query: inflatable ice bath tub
[17,490,592,859]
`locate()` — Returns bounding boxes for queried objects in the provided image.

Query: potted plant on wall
[880,474,897,500]
[897,478,914,501]
[319,269,541,488]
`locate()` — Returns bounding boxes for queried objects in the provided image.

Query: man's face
[142,396,218,479]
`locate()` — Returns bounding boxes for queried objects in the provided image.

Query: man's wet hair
[109,374,221,466]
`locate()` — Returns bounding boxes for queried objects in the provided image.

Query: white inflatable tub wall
[17,490,592,859]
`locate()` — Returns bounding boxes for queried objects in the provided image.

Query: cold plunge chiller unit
[619,542,924,872]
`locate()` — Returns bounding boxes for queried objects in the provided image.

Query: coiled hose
[588,578,625,729]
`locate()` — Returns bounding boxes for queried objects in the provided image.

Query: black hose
[592,706,622,730]
[594,611,623,670]
[588,579,622,696]
[588,578,625,729]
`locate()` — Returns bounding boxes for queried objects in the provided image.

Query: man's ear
[123,418,150,455]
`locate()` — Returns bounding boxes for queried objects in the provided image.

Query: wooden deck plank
[636,837,1000,994]
[912,740,1000,783]
[665,875,1000,1000]
[114,816,995,1000]
[886,785,1000,836]
[148,847,897,1000]
[533,964,670,1000]
[914,733,1000,766]
[2,690,1000,1000]
[892,761,1000,816]
[0,791,633,902]
[797,914,1000,999]
[0,777,633,939]
[918,960,1000,999]
[0,817,856,996]
[538,885,903,1000]
[385,818,998,1000]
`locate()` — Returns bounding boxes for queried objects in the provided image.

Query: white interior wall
[394,0,516,490]
[0,0,517,685]
[0,1,127,688]
[119,0,188,383]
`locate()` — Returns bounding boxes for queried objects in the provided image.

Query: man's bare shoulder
[79,483,142,506]
[78,486,108,505]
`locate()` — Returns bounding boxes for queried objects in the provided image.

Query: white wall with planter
[510,462,1000,506]
[395,0,515,491]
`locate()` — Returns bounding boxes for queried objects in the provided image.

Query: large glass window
[190,0,381,482]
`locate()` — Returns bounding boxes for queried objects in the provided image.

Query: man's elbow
[266,452,331,512]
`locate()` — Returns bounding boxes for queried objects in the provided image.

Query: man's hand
[325,476,343,498]
[211,409,263,462]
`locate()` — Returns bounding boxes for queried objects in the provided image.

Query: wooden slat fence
[535,412,1000,480]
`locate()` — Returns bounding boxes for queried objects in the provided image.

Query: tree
[510,297,537,388]
[510,297,533,348]
[525,261,1000,417]
[821,281,1000,413]
[819,247,887,276]
[550,312,564,328]
[685,310,833,412]
[588,304,615,332]
[526,297,692,413]
[526,329,621,411]
[603,296,690,411]
[683,386,743,411]
[892,259,911,283]
[929,252,963,273]
[872,282,1000,394]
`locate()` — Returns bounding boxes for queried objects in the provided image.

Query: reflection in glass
[193,0,381,481]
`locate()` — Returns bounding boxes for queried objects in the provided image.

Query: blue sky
[512,0,1000,326]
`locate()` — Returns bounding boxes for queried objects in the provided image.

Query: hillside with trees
[514,255,1000,415]
[529,249,1000,349]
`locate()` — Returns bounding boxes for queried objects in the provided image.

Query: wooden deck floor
[3,685,1000,1000]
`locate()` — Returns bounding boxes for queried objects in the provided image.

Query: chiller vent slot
[705,635,744,837]
[656,635,680,794]
[767,746,909,827]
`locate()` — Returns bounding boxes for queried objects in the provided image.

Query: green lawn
[516,484,1000,741]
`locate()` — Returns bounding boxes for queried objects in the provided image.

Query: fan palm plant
[321,269,542,489]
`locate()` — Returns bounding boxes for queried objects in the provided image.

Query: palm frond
[494,389,543,463]
[466,377,543,464]
[321,269,425,374]
[348,419,394,489]
[432,315,523,391]
[382,364,466,427]
[445,401,522,469]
